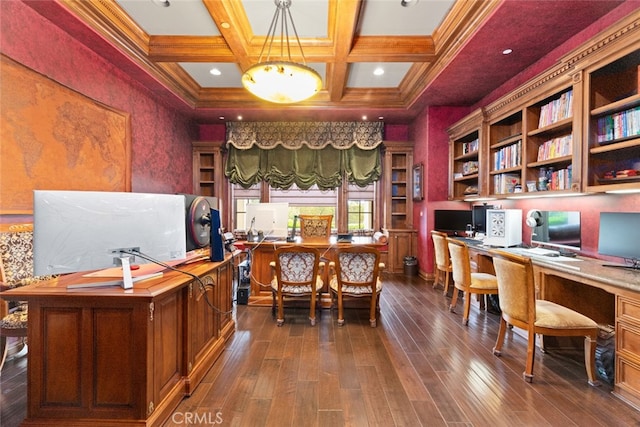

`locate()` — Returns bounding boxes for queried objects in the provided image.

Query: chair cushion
[329,276,382,294]
[535,300,598,329]
[271,276,323,294]
[0,306,28,330]
[469,272,499,290]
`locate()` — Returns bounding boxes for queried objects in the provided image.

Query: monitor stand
[119,255,134,289]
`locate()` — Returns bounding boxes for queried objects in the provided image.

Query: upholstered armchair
[0,224,55,369]
[270,246,324,326]
[298,215,333,242]
[447,238,499,326]
[431,230,452,295]
[490,249,599,385]
[329,246,384,327]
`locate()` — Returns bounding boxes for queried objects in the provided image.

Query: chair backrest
[274,246,321,289]
[489,250,536,326]
[447,238,471,289]
[0,223,40,288]
[431,230,450,270]
[335,246,380,288]
[298,215,333,241]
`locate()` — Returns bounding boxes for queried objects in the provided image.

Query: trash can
[403,256,418,276]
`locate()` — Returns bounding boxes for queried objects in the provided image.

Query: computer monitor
[531,211,581,252]
[433,209,473,235]
[472,204,494,233]
[245,202,289,240]
[598,212,640,269]
[33,190,187,287]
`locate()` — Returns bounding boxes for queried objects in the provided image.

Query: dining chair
[329,246,384,327]
[490,249,599,385]
[270,245,324,326]
[298,215,333,242]
[0,224,55,370]
[447,237,499,325]
[431,230,452,295]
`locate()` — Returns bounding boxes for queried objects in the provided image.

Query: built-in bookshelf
[448,109,484,200]
[585,48,640,192]
[488,111,523,195]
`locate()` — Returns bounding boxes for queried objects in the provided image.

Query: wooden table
[464,241,640,410]
[1,254,237,426]
[243,236,386,307]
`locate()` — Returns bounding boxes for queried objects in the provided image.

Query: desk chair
[431,230,452,295]
[270,246,324,326]
[298,215,333,242]
[0,224,55,370]
[329,246,384,327]
[490,250,599,385]
[447,238,499,326]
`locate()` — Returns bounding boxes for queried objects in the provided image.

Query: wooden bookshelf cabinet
[448,109,485,200]
[192,142,223,197]
[583,46,640,193]
[488,110,524,196]
[382,142,417,273]
[383,142,414,230]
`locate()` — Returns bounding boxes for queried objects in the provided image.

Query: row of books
[493,173,520,194]
[461,138,479,155]
[538,90,573,128]
[493,140,521,171]
[544,166,573,191]
[537,134,573,161]
[595,106,640,143]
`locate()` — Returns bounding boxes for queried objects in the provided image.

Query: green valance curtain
[225,122,384,190]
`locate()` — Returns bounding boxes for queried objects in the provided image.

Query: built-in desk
[463,240,640,410]
[243,236,385,307]
[1,254,237,427]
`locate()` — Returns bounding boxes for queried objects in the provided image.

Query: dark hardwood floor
[2,274,639,426]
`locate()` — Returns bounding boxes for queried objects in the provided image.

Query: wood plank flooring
[2,273,639,426]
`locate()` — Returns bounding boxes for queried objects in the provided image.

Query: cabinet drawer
[618,296,640,326]
[617,322,640,363]
[616,355,640,402]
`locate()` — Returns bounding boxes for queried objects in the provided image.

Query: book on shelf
[462,138,479,155]
[537,134,573,161]
[596,106,640,143]
[493,173,520,194]
[538,90,573,128]
[493,140,521,170]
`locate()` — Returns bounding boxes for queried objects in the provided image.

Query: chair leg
[369,293,378,327]
[524,330,536,383]
[442,270,450,296]
[585,333,601,386]
[337,292,345,326]
[462,292,471,326]
[432,269,440,289]
[493,317,508,356]
[277,292,285,326]
[0,336,8,371]
[309,292,317,326]
[449,287,459,312]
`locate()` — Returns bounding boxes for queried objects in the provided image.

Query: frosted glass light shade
[242,61,322,104]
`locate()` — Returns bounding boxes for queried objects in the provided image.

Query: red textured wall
[1,1,195,197]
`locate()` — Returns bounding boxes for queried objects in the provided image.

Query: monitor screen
[34,190,187,276]
[433,209,472,235]
[531,210,581,251]
[245,202,289,239]
[598,212,640,263]
[472,204,494,233]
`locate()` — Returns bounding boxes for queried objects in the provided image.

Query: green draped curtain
[225,122,383,190]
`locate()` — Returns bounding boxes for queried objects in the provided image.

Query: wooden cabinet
[383,142,413,230]
[192,142,223,197]
[616,294,640,409]
[583,46,640,192]
[387,229,417,273]
[448,109,485,200]
[4,257,236,426]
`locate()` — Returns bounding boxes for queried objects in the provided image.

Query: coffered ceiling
[27,0,629,123]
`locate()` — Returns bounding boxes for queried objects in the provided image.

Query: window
[271,185,337,230]
[231,183,260,233]
[347,183,375,232]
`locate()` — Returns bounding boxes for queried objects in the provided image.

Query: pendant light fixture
[241,0,322,104]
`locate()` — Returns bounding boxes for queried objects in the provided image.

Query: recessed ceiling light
[502,48,513,55]
[209,68,221,76]
[237,115,243,121]
[220,22,231,29]
[362,115,368,121]
[378,116,384,120]
[218,116,225,120]
[373,67,384,76]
